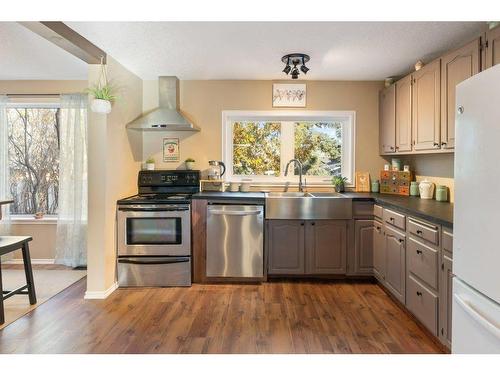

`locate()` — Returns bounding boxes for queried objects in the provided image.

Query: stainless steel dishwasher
[206,204,264,277]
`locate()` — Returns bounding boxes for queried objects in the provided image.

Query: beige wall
[142,80,386,181]
[86,56,143,295]
[1,80,87,260]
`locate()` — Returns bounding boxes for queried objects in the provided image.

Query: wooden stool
[0,236,37,325]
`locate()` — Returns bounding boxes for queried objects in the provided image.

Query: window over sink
[222,111,355,185]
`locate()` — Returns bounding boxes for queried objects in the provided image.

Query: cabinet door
[379,85,396,154]
[306,220,347,274]
[412,59,441,151]
[486,25,500,69]
[439,249,453,349]
[441,39,480,150]
[354,220,374,275]
[395,75,413,152]
[384,226,406,304]
[373,220,385,281]
[267,220,305,274]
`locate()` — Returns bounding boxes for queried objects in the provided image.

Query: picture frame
[355,171,371,192]
[272,83,306,107]
[163,138,180,162]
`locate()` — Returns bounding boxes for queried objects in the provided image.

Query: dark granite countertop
[192,191,453,227]
[341,192,454,228]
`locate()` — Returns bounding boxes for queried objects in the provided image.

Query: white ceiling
[69,21,486,80]
[0,22,88,80]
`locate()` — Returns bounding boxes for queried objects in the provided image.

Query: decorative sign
[272,83,306,107]
[163,138,180,162]
[355,172,371,192]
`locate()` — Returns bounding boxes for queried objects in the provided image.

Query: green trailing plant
[146,156,155,164]
[185,157,195,163]
[86,84,117,102]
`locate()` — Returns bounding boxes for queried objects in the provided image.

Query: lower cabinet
[267,220,305,274]
[373,219,386,281]
[439,228,453,349]
[267,219,347,275]
[384,225,407,304]
[353,220,375,275]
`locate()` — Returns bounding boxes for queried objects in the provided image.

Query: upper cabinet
[379,32,485,156]
[485,25,500,69]
[379,85,396,153]
[441,38,480,150]
[412,59,441,151]
[395,75,413,152]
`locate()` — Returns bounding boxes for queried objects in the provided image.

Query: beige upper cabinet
[379,85,396,153]
[395,75,412,152]
[441,39,480,150]
[412,59,441,151]
[485,25,500,69]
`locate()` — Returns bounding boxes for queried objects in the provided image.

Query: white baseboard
[5,258,55,265]
[84,281,118,300]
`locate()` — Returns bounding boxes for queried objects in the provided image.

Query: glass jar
[410,181,419,196]
[371,180,380,193]
[436,185,448,202]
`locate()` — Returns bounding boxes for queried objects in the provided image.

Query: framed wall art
[272,83,306,107]
[163,138,180,162]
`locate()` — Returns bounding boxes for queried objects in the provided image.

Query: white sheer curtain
[54,94,88,267]
[0,95,12,262]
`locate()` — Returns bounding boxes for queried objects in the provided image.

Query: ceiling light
[281,53,310,79]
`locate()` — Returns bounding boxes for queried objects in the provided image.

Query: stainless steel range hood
[126,76,200,131]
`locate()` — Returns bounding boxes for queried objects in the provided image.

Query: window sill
[7,216,58,225]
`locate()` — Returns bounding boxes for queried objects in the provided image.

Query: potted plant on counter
[145,156,155,170]
[332,176,348,193]
[185,158,195,170]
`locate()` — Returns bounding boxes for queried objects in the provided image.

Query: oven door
[117,204,191,256]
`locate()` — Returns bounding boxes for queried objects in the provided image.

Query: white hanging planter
[91,99,112,114]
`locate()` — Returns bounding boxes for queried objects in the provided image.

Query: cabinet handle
[441,142,447,147]
[416,230,423,235]
[311,222,315,226]
[389,217,395,221]
[376,226,381,230]
[390,146,395,151]
[416,291,422,296]
[416,249,423,255]
[433,142,440,147]
[399,238,404,243]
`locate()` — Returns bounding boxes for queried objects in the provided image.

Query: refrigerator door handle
[454,294,500,340]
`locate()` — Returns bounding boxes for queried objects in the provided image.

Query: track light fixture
[281,53,310,79]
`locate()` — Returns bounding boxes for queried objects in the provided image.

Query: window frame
[5,101,61,219]
[222,110,356,186]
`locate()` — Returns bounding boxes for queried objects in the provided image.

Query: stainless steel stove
[116,170,200,287]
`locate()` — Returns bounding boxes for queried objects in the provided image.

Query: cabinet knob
[399,238,404,243]
[441,142,447,147]
[416,249,423,255]
[433,142,440,147]
[300,222,304,226]
[389,217,394,221]
[311,222,315,226]
[416,291,422,296]
[458,105,464,114]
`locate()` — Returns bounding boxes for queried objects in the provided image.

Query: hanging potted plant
[185,157,195,170]
[87,57,116,114]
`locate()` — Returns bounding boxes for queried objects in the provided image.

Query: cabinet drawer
[407,237,439,289]
[374,204,383,219]
[407,275,438,336]
[442,228,453,255]
[408,218,439,245]
[353,202,374,218]
[383,208,406,231]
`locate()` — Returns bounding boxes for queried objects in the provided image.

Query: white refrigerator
[453,63,500,353]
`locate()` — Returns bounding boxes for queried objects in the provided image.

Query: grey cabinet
[412,59,441,151]
[373,220,385,281]
[353,220,375,275]
[384,225,406,304]
[306,221,347,274]
[485,25,500,69]
[267,220,347,275]
[439,229,453,349]
[267,220,305,274]
[379,85,396,154]
[395,75,413,152]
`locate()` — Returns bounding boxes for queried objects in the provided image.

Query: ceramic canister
[419,180,435,200]
[410,181,419,196]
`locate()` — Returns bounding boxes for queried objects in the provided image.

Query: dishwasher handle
[209,209,262,216]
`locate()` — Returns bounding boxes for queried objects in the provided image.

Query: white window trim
[222,110,356,186]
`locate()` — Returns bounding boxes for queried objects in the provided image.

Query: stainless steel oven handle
[118,257,189,265]
[118,206,189,212]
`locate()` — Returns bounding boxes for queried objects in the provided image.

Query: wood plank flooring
[0,278,444,354]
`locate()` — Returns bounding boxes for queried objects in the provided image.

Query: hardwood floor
[0,278,444,354]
